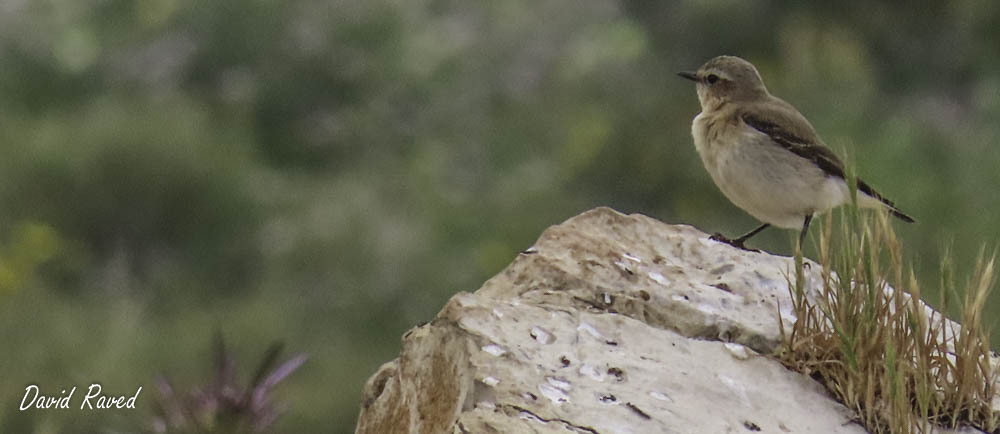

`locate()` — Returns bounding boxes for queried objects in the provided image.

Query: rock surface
[355,207,985,433]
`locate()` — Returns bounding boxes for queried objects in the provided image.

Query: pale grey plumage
[680,55,912,250]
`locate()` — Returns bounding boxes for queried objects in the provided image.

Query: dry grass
[776,199,999,433]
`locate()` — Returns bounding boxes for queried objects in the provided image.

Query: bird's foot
[709,233,760,253]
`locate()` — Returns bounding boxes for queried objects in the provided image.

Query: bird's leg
[798,214,813,250]
[710,223,770,252]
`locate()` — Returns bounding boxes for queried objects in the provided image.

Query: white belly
[692,113,850,229]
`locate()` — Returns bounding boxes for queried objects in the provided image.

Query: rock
[355,207,984,433]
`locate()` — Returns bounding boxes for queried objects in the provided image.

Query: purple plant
[151,335,307,433]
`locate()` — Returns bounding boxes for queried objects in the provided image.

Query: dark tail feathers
[858,179,915,223]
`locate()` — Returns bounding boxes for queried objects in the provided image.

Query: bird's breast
[691,111,735,172]
[691,112,714,158]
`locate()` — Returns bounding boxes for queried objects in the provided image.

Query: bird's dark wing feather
[740,111,846,178]
[741,105,914,223]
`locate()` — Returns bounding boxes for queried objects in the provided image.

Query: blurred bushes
[0,99,262,298]
[0,222,61,294]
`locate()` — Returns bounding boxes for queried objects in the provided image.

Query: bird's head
[679,55,769,110]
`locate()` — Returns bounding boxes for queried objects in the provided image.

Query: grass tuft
[776,200,999,433]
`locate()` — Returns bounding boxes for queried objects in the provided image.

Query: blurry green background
[1,0,999,432]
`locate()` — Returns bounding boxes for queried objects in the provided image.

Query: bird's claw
[709,233,760,253]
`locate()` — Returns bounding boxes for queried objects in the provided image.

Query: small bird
[679,55,913,251]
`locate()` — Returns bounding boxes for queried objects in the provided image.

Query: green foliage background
[1,1,998,432]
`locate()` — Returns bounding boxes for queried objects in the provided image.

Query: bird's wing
[740,99,912,221]
[739,99,846,179]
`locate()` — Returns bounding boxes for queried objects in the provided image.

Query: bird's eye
[706,74,720,84]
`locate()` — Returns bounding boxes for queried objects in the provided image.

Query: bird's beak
[677,71,698,82]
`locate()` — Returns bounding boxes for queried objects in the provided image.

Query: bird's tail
[887,207,915,223]
[857,179,914,223]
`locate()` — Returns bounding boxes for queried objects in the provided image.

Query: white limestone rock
[356,207,990,433]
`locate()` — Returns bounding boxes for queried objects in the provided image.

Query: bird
[678,55,913,251]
